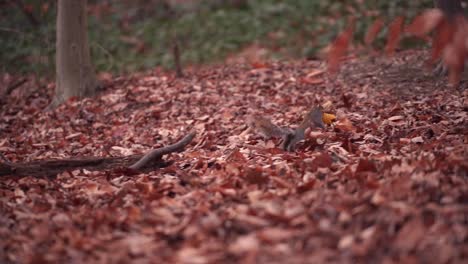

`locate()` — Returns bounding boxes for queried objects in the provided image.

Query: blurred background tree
[0,0,440,77]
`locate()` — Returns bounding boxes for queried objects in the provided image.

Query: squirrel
[247,107,325,152]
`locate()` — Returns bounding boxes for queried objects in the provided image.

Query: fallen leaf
[394,217,426,252]
[355,159,377,173]
[229,234,259,255]
[335,118,355,132]
[411,136,424,143]
[322,113,336,125]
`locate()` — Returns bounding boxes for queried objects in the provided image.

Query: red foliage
[385,16,404,55]
[328,8,468,86]
[1,7,468,263]
[442,16,468,85]
[431,18,456,64]
[328,21,355,73]
[365,18,384,45]
[405,9,468,85]
[405,8,445,37]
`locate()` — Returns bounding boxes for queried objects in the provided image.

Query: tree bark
[52,0,98,108]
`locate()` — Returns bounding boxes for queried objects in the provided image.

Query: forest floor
[0,50,467,263]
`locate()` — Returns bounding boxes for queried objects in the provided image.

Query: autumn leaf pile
[1,51,467,263]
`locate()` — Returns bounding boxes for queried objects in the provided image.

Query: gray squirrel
[247,107,325,152]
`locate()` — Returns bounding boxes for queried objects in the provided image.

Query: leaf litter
[0,51,467,263]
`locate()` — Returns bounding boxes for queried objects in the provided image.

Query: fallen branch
[0,132,196,178]
[129,131,195,170]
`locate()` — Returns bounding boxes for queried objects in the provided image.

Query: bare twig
[129,131,195,170]
[0,27,25,35]
[92,41,116,72]
[172,36,184,78]
[6,78,27,95]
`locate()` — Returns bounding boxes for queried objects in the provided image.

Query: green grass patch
[0,0,434,76]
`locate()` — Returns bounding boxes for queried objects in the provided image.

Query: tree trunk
[52,0,98,108]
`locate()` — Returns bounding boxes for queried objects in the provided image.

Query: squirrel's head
[308,107,325,129]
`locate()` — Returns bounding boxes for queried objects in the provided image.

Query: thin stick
[172,36,184,78]
[6,78,27,95]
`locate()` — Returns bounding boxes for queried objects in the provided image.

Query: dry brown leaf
[322,113,336,125]
[335,118,356,132]
[302,69,325,84]
[251,61,269,69]
[355,159,377,174]
[257,228,293,243]
[229,234,259,255]
[301,76,324,85]
[306,69,326,78]
[394,217,426,252]
[313,152,333,168]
